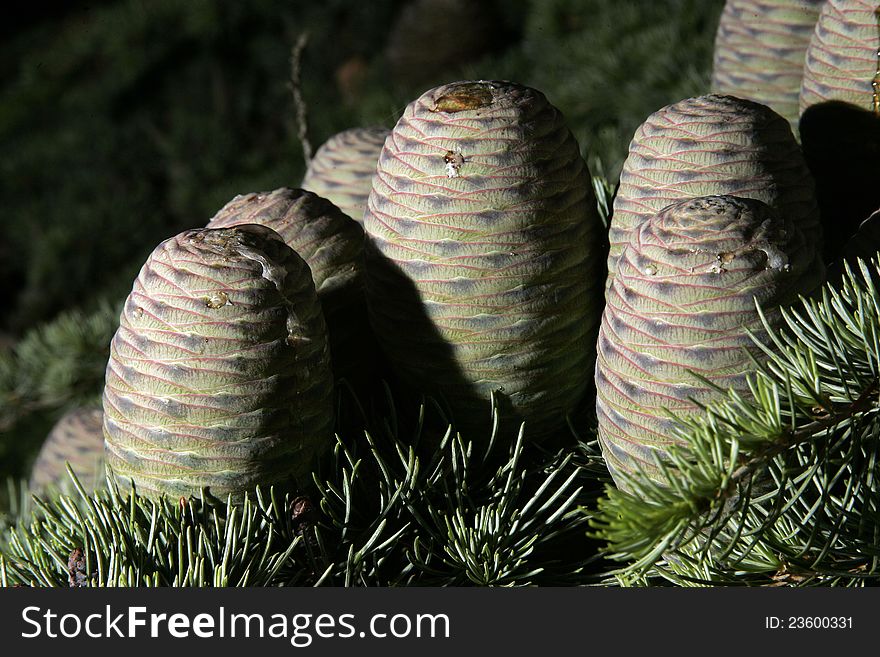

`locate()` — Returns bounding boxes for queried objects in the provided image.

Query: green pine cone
[798,1,879,264]
[103,225,333,499]
[29,406,105,495]
[800,0,880,113]
[364,80,604,439]
[207,188,367,383]
[301,128,389,225]
[711,0,824,133]
[597,195,824,487]
[607,94,821,289]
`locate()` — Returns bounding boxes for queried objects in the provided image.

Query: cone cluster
[93,15,875,499]
[207,187,367,382]
[608,94,820,289]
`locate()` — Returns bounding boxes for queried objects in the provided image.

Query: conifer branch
[0,394,600,587]
[0,301,119,432]
[590,258,880,586]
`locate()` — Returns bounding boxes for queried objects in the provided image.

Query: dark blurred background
[0,0,724,478]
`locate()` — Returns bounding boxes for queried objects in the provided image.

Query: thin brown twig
[289,33,313,165]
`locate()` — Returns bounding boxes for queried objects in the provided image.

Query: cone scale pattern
[103,225,333,499]
[301,128,389,225]
[711,0,824,132]
[364,80,604,439]
[29,406,105,495]
[607,94,821,288]
[800,0,880,114]
[207,188,366,381]
[597,195,823,486]
[798,1,880,263]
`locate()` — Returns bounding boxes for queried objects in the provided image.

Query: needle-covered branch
[591,259,880,586]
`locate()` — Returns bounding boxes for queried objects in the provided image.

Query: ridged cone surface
[29,406,105,494]
[597,195,823,487]
[208,188,363,298]
[364,80,604,439]
[608,94,821,290]
[800,0,880,113]
[301,128,389,224]
[207,188,367,381]
[103,225,333,499]
[711,0,824,132]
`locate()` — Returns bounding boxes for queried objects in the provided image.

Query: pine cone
[364,80,604,439]
[597,195,824,486]
[103,225,333,499]
[711,0,824,133]
[29,406,104,495]
[799,0,880,263]
[608,94,821,288]
[207,188,368,384]
[301,128,389,225]
[800,0,880,114]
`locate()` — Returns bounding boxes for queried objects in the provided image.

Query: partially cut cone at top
[798,0,880,263]
[711,0,824,134]
[102,225,333,500]
[800,0,880,114]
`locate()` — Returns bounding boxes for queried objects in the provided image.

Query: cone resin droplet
[607,94,821,289]
[363,80,605,439]
[30,406,105,495]
[207,188,367,383]
[301,128,389,225]
[102,225,333,499]
[711,0,824,133]
[596,195,824,487]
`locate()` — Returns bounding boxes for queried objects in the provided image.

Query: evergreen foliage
[480,0,723,178]
[0,394,608,587]
[0,301,118,425]
[590,259,880,586]
[0,301,119,479]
